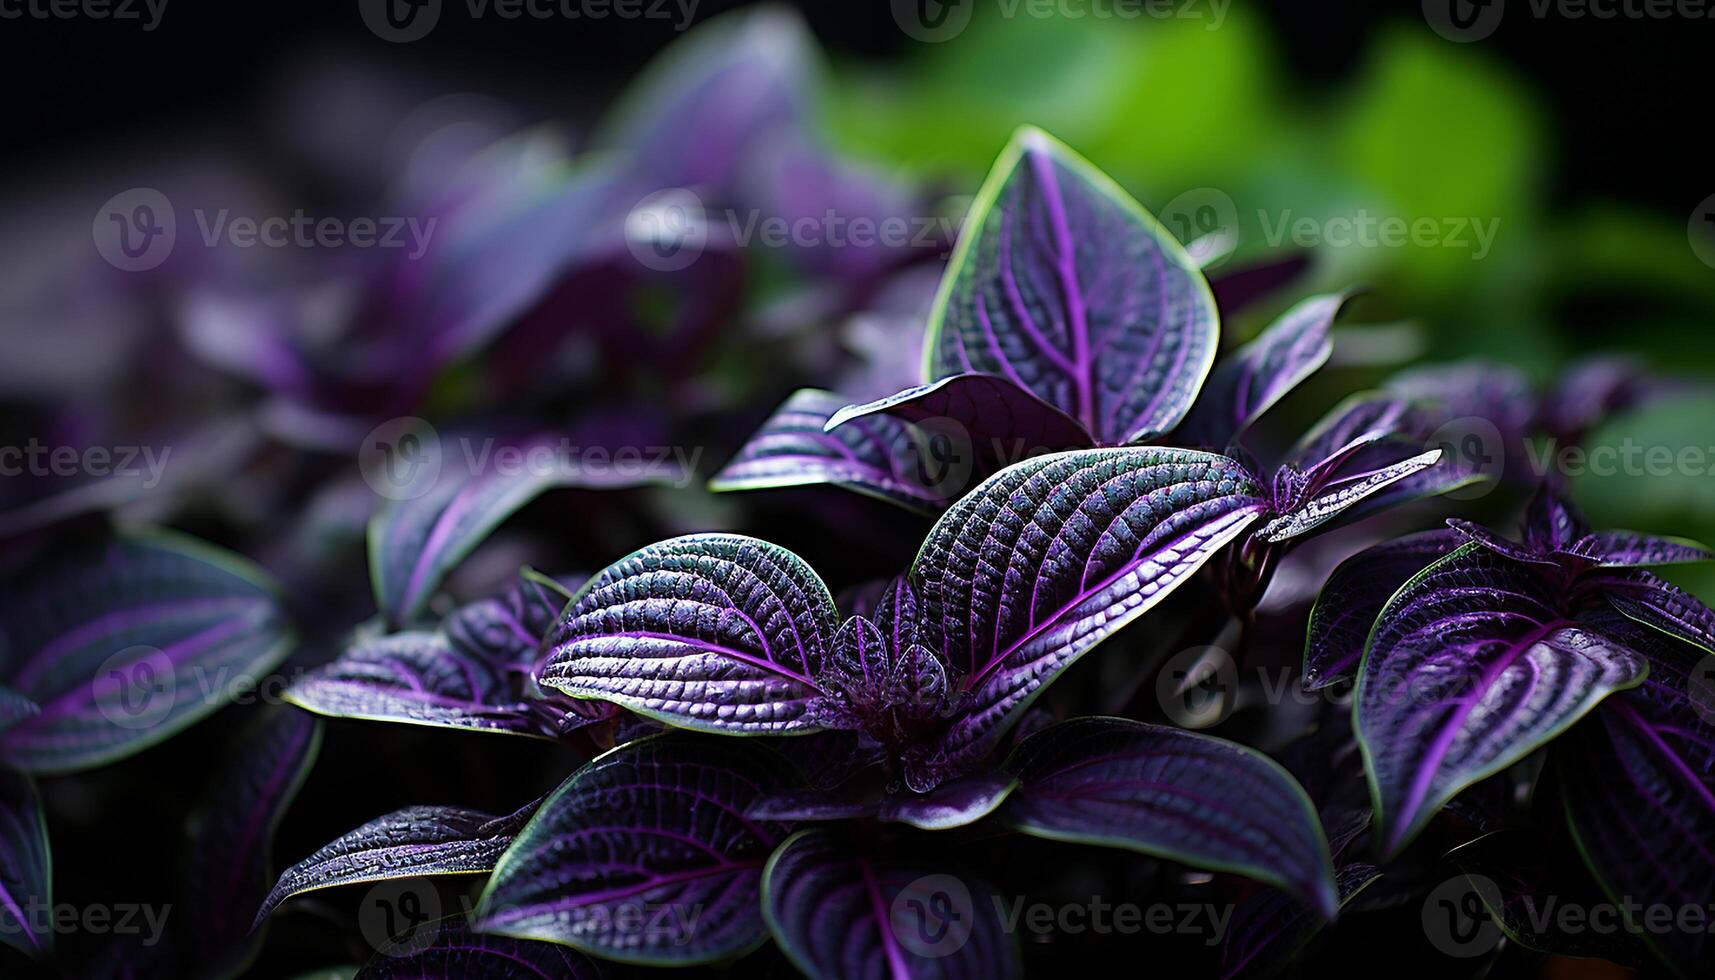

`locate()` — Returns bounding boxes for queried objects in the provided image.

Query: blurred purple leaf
[0,771,51,960]
[357,918,608,979]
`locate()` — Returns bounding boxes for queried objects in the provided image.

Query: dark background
[3,0,1705,218]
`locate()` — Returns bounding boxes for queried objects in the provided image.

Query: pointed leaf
[0,532,294,774]
[1002,718,1338,916]
[1304,529,1465,690]
[709,389,960,514]
[356,918,608,979]
[1356,544,1648,855]
[1178,292,1350,449]
[538,534,838,734]
[1608,571,1715,654]
[1446,519,1560,566]
[762,829,1020,980]
[924,127,1218,444]
[0,686,39,734]
[256,802,537,928]
[0,771,52,960]
[369,431,677,627]
[1564,530,1714,568]
[182,705,323,976]
[1257,449,1442,542]
[825,373,1094,476]
[876,773,1018,831]
[1521,482,1589,553]
[474,734,795,964]
[906,448,1265,785]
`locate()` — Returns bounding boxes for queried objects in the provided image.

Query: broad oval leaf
[1355,544,1648,856]
[0,771,52,960]
[708,389,960,514]
[182,705,323,976]
[475,734,794,964]
[923,126,1219,444]
[824,373,1094,477]
[1001,717,1338,916]
[1177,291,1351,450]
[357,918,608,980]
[369,431,678,627]
[762,829,1020,980]
[906,448,1265,785]
[1303,529,1464,690]
[255,802,536,929]
[539,534,838,735]
[0,531,295,774]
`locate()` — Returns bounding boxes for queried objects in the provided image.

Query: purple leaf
[1204,250,1314,322]
[1002,717,1338,916]
[474,734,794,964]
[1356,544,1647,856]
[0,686,39,734]
[1178,292,1352,450]
[369,431,677,627]
[595,6,812,192]
[1219,863,1381,980]
[746,788,874,823]
[876,772,1019,831]
[0,771,51,960]
[826,373,1095,476]
[1540,354,1664,442]
[1446,518,1562,566]
[1257,449,1443,543]
[181,706,323,976]
[538,534,838,735]
[356,918,608,979]
[0,532,294,774]
[905,448,1265,786]
[1384,359,1537,437]
[1304,529,1466,691]
[709,389,961,514]
[255,802,536,929]
[1607,571,1715,654]
[443,571,579,670]
[285,632,579,739]
[1521,481,1589,553]
[1563,530,1714,568]
[762,829,1020,980]
[924,127,1218,444]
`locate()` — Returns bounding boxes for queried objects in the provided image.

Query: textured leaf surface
[1561,616,1715,976]
[709,389,959,513]
[924,127,1218,444]
[475,734,793,964]
[539,535,838,734]
[1609,572,1715,654]
[1258,449,1442,542]
[182,706,323,976]
[369,432,674,627]
[256,803,536,928]
[356,919,608,980]
[825,373,1093,476]
[0,532,294,774]
[1565,531,1714,568]
[1002,718,1338,916]
[0,771,51,959]
[763,829,1019,980]
[1304,529,1465,690]
[1178,292,1348,450]
[1356,544,1647,855]
[906,448,1264,785]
